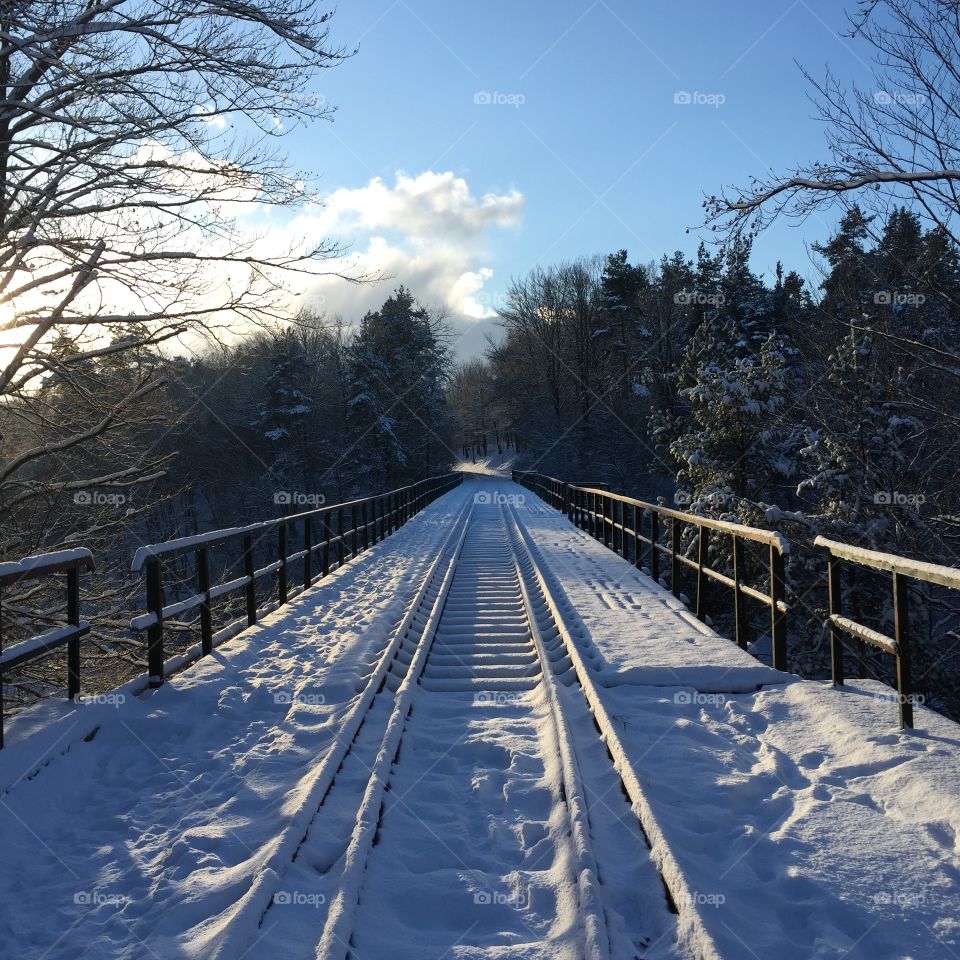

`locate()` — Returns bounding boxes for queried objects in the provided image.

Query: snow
[0,475,958,959]
[517,491,960,959]
[0,622,89,668]
[0,547,94,582]
[815,535,960,589]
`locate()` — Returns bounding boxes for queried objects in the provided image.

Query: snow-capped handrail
[513,471,790,671]
[814,537,960,591]
[0,547,95,748]
[814,536,960,729]
[571,486,789,552]
[129,472,464,686]
[0,547,95,587]
[130,473,464,571]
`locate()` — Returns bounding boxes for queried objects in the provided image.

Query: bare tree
[0,0,353,533]
[706,0,960,243]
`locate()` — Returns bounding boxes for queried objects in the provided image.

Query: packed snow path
[246,502,678,960]
[0,470,959,959]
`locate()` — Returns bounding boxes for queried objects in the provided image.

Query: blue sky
[274,1,876,356]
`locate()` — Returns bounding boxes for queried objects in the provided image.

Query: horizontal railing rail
[0,548,96,747]
[514,471,790,671]
[130,472,463,686]
[815,536,960,728]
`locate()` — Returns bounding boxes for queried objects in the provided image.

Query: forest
[2,0,960,720]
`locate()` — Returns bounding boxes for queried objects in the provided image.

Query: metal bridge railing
[0,549,95,746]
[815,537,960,729]
[0,474,463,745]
[514,471,789,671]
[129,473,463,686]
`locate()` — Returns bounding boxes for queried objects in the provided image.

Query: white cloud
[278,171,522,355]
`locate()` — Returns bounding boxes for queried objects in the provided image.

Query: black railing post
[650,511,660,582]
[732,536,748,650]
[146,558,165,686]
[337,508,345,566]
[278,523,288,605]
[322,512,331,577]
[603,495,612,548]
[671,517,680,597]
[770,545,787,671]
[66,566,81,700]
[696,528,710,620]
[351,504,359,557]
[243,535,257,626]
[197,547,213,657]
[893,572,914,729]
[304,518,313,589]
[828,555,844,686]
[633,504,641,567]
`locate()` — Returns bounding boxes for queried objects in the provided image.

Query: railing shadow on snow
[0,473,462,746]
[513,470,956,729]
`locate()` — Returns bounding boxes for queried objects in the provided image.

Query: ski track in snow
[0,469,958,959]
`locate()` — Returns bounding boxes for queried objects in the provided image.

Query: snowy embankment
[514,485,960,960]
[0,491,475,960]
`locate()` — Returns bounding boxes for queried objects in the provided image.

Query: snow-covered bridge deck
[1,474,959,960]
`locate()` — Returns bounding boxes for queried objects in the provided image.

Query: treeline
[456,208,960,713]
[1,288,455,700]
